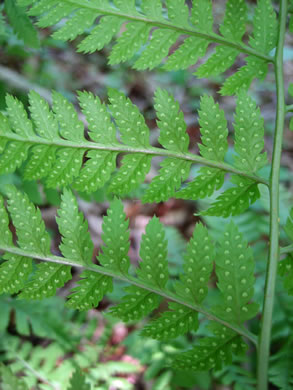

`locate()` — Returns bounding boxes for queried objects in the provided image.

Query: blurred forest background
[1,0,293,389]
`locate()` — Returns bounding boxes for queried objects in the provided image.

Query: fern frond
[0,363,29,390]
[18,0,274,86]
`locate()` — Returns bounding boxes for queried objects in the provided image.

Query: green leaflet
[166,0,189,27]
[0,254,32,294]
[172,323,247,371]
[73,151,117,193]
[198,95,228,162]
[108,88,150,148]
[249,0,278,55]
[141,0,163,19]
[56,189,94,265]
[67,272,113,311]
[0,195,13,247]
[233,91,267,173]
[202,175,260,218]
[176,167,225,200]
[52,91,85,142]
[68,369,91,390]
[6,186,51,255]
[109,22,152,65]
[109,154,152,196]
[141,302,198,340]
[5,94,35,138]
[134,29,180,70]
[0,363,28,390]
[4,0,40,48]
[137,216,169,288]
[110,286,161,322]
[111,216,168,322]
[28,91,59,140]
[195,46,239,78]
[98,198,131,274]
[77,91,117,145]
[214,222,258,323]
[191,0,213,33]
[220,0,247,42]
[36,3,75,28]
[78,16,123,54]
[279,255,293,296]
[52,10,97,42]
[19,262,72,300]
[142,158,192,203]
[155,88,189,153]
[164,37,209,71]
[220,57,268,96]
[175,223,214,303]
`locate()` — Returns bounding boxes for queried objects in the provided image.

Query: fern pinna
[18,0,276,96]
[0,89,268,217]
[0,185,257,370]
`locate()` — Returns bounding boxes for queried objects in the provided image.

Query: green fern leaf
[56,189,94,265]
[137,216,169,287]
[78,16,122,53]
[202,176,260,218]
[141,302,198,340]
[141,0,163,19]
[172,323,247,371]
[142,158,192,203]
[249,0,278,55]
[28,90,59,140]
[110,285,161,322]
[195,46,239,79]
[155,89,189,153]
[110,216,168,322]
[197,95,228,162]
[108,154,152,195]
[191,0,213,32]
[0,195,13,247]
[176,95,228,200]
[4,0,40,48]
[78,91,116,145]
[175,223,214,303]
[134,29,180,71]
[279,255,293,296]
[5,94,35,138]
[0,363,29,390]
[214,222,258,323]
[98,198,130,274]
[35,3,75,28]
[176,167,225,200]
[109,22,152,65]
[233,91,267,173]
[166,0,189,27]
[73,151,117,194]
[108,88,150,148]
[220,57,268,96]
[52,10,97,42]
[68,368,91,390]
[5,185,50,255]
[67,271,113,311]
[220,0,247,41]
[0,254,32,295]
[19,262,72,300]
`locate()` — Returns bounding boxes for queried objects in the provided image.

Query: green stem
[64,0,273,63]
[2,133,269,186]
[0,245,257,345]
[257,1,288,389]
